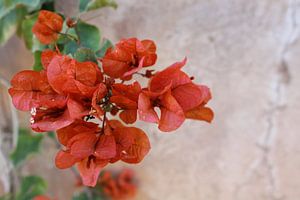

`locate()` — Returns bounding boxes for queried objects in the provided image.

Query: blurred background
[1,0,300,199]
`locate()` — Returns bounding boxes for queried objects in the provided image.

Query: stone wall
[0,0,300,199]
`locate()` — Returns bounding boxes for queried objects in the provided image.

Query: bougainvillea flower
[33,195,53,200]
[57,120,99,146]
[139,89,185,132]
[32,10,63,44]
[41,49,58,70]
[55,120,118,186]
[91,83,108,118]
[102,38,157,79]
[107,120,151,164]
[110,82,141,124]
[47,55,103,97]
[8,70,53,111]
[30,97,89,132]
[77,157,108,186]
[99,169,137,200]
[138,58,214,132]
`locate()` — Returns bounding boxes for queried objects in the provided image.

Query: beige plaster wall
[1,0,300,199]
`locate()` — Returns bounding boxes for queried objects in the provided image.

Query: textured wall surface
[1,0,300,199]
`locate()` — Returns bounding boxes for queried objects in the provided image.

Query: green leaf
[96,38,113,58]
[75,20,100,51]
[63,39,80,55]
[20,14,36,49]
[16,176,47,200]
[0,6,26,45]
[74,47,97,63]
[21,14,46,51]
[10,128,44,166]
[0,0,55,45]
[32,51,43,71]
[47,131,55,140]
[13,0,42,12]
[0,194,11,200]
[72,192,89,200]
[79,0,117,12]
[72,192,104,200]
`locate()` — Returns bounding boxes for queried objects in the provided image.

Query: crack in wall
[234,0,299,199]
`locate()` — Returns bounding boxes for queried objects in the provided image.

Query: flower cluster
[98,169,137,200]
[8,10,213,187]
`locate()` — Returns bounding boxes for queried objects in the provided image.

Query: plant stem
[58,32,78,42]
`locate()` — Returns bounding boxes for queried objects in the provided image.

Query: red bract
[55,120,113,186]
[55,119,150,186]
[30,97,89,132]
[33,195,53,200]
[110,82,141,124]
[8,70,53,111]
[41,49,58,70]
[32,10,63,44]
[102,38,157,79]
[91,83,108,118]
[9,22,214,187]
[107,120,150,164]
[138,58,214,132]
[47,55,103,97]
[99,169,137,200]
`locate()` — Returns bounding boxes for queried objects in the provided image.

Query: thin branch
[0,74,10,87]
[0,74,18,149]
[0,73,19,196]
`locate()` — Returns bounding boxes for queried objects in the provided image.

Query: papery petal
[47,55,77,94]
[118,38,138,53]
[123,57,144,78]
[34,94,67,109]
[68,133,97,159]
[57,120,99,146]
[32,10,63,44]
[9,70,51,111]
[149,58,190,93]
[41,49,58,70]
[113,127,135,151]
[112,81,141,102]
[67,98,89,119]
[32,23,58,44]
[94,135,116,159]
[108,120,124,129]
[199,85,212,104]
[138,92,159,123]
[92,83,107,117]
[185,106,214,123]
[138,40,157,67]
[31,108,74,132]
[119,127,151,164]
[74,81,98,98]
[55,150,79,169]
[171,83,203,111]
[75,61,101,86]
[158,91,185,132]
[119,110,137,124]
[77,158,108,187]
[110,96,137,110]
[33,195,52,200]
[110,127,135,163]
[102,47,131,78]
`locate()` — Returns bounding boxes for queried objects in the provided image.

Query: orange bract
[99,169,137,200]
[102,38,157,79]
[8,32,214,187]
[138,58,214,132]
[32,10,63,44]
[54,119,150,187]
